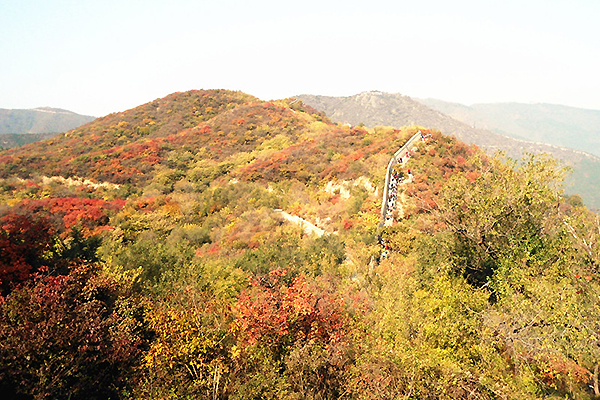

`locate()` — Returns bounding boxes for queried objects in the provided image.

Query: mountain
[297,91,600,210]
[0,89,331,185]
[418,99,600,157]
[0,107,95,148]
[1,89,600,399]
[0,132,57,149]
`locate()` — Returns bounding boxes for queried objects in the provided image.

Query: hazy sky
[1,0,599,117]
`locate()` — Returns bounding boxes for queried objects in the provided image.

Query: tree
[438,154,565,288]
[230,268,354,398]
[434,153,599,397]
[0,212,54,293]
[0,263,146,400]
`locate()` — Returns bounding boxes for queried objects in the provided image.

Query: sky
[1,0,599,117]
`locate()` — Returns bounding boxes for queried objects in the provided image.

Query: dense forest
[0,90,599,399]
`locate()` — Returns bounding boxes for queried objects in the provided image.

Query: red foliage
[0,197,125,292]
[529,353,591,391]
[466,171,480,182]
[404,132,480,215]
[17,197,124,237]
[0,263,145,399]
[350,150,365,161]
[208,243,222,255]
[343,219,354,230]
[0,212,54,293]
[235,268,349,349]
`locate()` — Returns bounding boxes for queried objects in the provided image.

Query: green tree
[438,154,566,289]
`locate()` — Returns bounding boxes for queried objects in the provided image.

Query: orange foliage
[235,268,349,348]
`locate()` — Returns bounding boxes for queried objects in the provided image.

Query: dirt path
[273,209,327,237]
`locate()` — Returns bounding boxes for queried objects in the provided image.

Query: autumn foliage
[235,268,349,348]
[0,90,599,399]
[0,264,145,400]
[0,212,54,293]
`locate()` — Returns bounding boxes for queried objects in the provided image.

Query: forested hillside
[0,90,599,399]
[298,91,600,210]
[0,132,56,149]
[0,107,95,148]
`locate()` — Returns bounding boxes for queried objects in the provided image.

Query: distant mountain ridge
[297,91,600,209]
[297,91,598,161]
[418,98,600,158]
[0,107,95,147]
[0,133,57,149]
